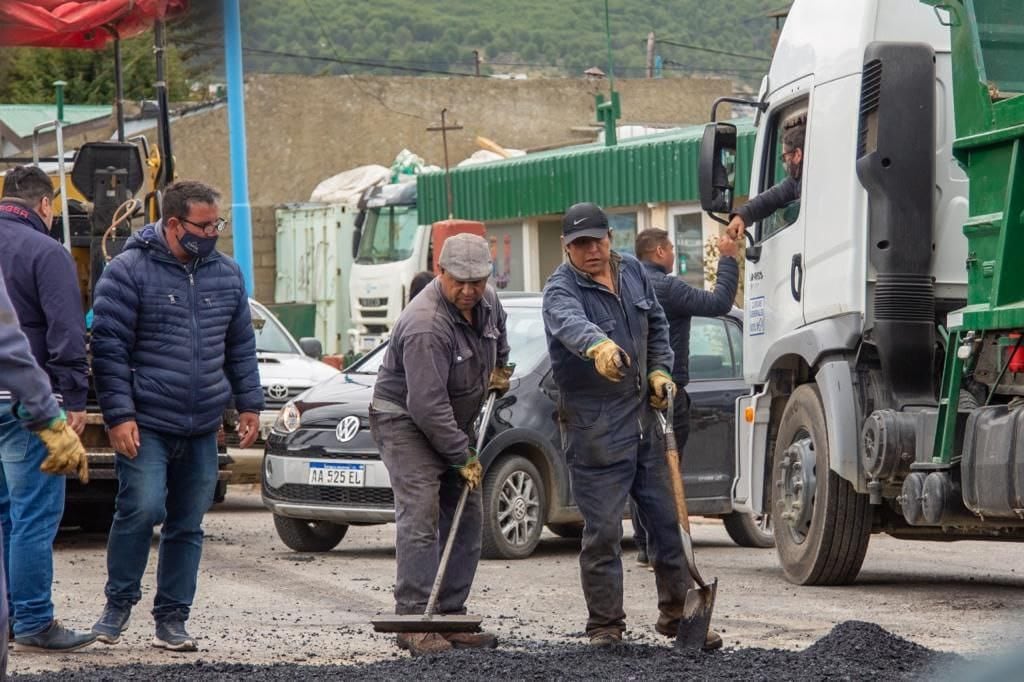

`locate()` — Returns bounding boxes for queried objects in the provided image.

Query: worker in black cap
[542,202,721,650]
[370,233,511,656]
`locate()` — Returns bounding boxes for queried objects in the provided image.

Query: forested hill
[231,0,780,81]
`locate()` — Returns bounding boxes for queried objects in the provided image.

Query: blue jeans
[104,427,218,623]
[0,402,64,638]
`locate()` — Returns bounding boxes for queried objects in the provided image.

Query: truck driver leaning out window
[727,116,805,241]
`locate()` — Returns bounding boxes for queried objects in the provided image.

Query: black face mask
[178,228,218,259]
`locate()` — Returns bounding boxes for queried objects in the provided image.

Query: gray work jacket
[372,279,509,465]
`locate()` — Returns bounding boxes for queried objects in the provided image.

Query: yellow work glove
[35,415,89,483]
[648,370,676,410]
[585,339,631,382]
[456,450,483,490]
[488,365,515,397]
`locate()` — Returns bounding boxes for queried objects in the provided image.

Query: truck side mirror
[699,122,738,215]
[299,337,323,360]
[352,209,365,260]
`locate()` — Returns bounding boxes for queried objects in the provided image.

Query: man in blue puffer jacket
[89,180,263,652]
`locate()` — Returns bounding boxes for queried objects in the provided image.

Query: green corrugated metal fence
[418,120,756,224]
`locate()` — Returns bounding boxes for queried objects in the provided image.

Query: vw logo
[336,415,361,443]
[267,384,289,400]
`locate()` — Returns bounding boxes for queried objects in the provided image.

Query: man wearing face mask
[89,180,263,652]
[726,118,805,241]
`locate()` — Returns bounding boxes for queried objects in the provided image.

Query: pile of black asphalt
[11,621,964,681]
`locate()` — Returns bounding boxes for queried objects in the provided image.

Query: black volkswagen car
[262,294,771,559]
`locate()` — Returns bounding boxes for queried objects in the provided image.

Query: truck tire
[723,511,774,548]
[272,514,348,553]
[546,522,583,539]
[481,454,546,560]
[771,384,871,585]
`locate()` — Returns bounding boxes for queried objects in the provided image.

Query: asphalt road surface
[8,486,1024,678]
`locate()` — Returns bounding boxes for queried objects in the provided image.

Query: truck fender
[814,360,864,492]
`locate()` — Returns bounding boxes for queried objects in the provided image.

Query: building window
[484,222,524,291]
[673,212,705,288]
[608,212,638,255]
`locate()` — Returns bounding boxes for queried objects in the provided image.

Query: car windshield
[355,205,419,264]
[346,303,547,375]
[250,304,299,354]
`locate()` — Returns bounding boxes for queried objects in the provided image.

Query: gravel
[11,621,960,681]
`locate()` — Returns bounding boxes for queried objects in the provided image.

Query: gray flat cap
[439,233,492,281]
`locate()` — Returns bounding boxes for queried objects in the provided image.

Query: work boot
[13,620,97,652]
[396,632,452,656]
[656,615,723,651]
[588,627,623,647]
[636,549,650,567]
[92,602,132,644]
[152,619,197,652]
[443,631,498,649]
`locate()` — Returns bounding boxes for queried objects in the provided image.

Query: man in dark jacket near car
[370,233,510,657]
[542,202,720,650]
[0,166,95,652]
[89,180,263,652]
[629,227,739,565]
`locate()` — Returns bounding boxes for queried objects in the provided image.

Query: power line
[654,38,770,62]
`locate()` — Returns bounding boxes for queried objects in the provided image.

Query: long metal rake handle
[423,390,497,618]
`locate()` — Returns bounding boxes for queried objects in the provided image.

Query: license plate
[308,462,365,487]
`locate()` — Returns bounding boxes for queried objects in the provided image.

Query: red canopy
[0,0,188,49]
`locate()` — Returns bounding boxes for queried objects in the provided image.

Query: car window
[250,304,299,354]
[345,304,548,376]
[725,317,742,378]
[758,98,807,241]
[689,317,733,381]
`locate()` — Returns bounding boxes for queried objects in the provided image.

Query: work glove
[30,411,89,483]
[488,364,515,397]
[648,370,676,410]
[456,449,483,490]
[586,339,631,382]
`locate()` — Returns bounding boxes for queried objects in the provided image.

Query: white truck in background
[347,181,484,353]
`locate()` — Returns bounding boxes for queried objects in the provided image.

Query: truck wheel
[723,511,774,548]
[771,384,871,585]
[546,522,583,539]
[481,454,546,560]
[272,514,348,553]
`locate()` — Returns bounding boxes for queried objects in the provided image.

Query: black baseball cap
[562,202,610,244]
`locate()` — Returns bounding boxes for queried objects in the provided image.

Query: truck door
[743,90,810,384]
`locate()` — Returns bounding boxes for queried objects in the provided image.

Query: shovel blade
[674,579,718,650]
[371,614,483,634]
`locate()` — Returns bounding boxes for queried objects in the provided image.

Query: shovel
[371,390,498,634]
[654,388,718,650]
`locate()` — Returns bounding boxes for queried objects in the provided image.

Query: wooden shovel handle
[663,428,691,535]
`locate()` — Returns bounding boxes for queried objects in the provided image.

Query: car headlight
[273,402,301,434]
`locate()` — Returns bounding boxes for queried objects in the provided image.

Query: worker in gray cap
[370,232,511,657]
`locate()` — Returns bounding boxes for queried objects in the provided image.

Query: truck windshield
[356,205,419,264]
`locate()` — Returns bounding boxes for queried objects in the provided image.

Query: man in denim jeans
[90,181,263,651]
[0,167,95,653]
[0,265,92,666]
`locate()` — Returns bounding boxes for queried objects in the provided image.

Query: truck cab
[700,0,982,585]
[347,181,428,353]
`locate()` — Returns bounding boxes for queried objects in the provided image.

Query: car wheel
[771,384,871,585]
[546,522,583,539]
[722,511,774,548]
[481,454,546,560]
[272,514,348,553]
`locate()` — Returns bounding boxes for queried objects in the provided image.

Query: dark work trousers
[565,407,692,635]
[631,389,690,553]
[369,408,483,616]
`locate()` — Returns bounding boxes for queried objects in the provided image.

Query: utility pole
[646,32,655,79]
[472,49,481,76]
[426,108,464,220]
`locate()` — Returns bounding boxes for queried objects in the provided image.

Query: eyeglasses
[178,216,227,236]
[779,149,797,163]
